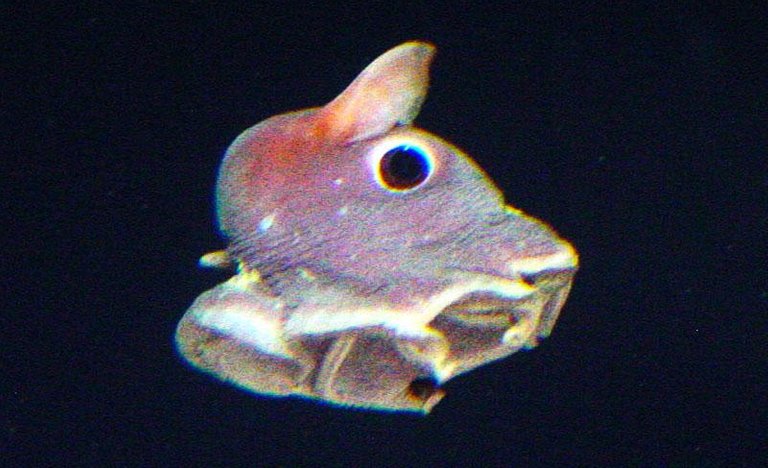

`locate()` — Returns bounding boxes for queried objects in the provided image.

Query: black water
[5,3,765,465]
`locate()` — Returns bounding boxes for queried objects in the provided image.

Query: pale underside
[175,244,575,413]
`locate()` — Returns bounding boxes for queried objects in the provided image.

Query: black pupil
[379,146,429,190]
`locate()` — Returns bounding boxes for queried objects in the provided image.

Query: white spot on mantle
[258,213,275,232]
[337,206,348,216]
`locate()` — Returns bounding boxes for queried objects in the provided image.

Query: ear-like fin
[318,41,435,142]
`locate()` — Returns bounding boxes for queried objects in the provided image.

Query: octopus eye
[376,144,432,191]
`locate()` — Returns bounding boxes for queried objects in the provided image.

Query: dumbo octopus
[175,41,578,413]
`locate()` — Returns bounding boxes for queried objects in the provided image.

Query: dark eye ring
[375,144,432,191]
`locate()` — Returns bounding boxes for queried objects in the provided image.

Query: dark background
[5,2,766,465]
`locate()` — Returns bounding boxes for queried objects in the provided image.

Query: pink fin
[318,41,435,142]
